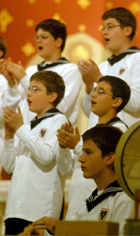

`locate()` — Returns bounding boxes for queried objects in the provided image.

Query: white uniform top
[3,61,82,126]
[82,51,140,128]
[1,112,68,222]
[57,119,128,220]
[75,188,134,236]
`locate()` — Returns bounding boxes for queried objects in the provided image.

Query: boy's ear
[105,152,115,166]
[56,37,63,49]
[124,26,133,37]
[112,97,122,109]
[49,92,58,103]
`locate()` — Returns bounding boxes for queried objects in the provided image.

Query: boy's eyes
[84,150,93,155]
[33,34,48,41]
[28,86,41,93]
[91,89,105,94]
[97,90,105,94]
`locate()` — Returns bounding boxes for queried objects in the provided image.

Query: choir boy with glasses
[55,75,131,221]
[1,70,68,235]
[0,19,82,126]
[78,7,140,129]
[17,75,131,236]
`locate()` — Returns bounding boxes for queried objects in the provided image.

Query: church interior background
[0,0,140,233]
[0,0,140,184]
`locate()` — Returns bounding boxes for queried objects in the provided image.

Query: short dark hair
[98,75,131,113]
[35,19,67,51]
[102,7,136,40]
[30,70,65,106]
[0,37,7,58]
[82,125,123,157]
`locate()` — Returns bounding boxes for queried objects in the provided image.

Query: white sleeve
[57,145,75,177]
[123,55,140,116]
[81,91,92,117]
[112,193,134,236]
[57,65,82,123]
[1,115,68,171]
[57,137,83,177]
[1,138,17,173]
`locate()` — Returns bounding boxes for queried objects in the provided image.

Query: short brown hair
[102,7,136,40]
[35,19,67,51]
[30,71,65,106]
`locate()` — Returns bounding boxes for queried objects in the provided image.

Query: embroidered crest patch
[39,128,47,137]
[98,208,109,221]
[119,67,125,75]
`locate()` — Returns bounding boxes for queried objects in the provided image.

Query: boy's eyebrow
[82,147,93,152]
[97,86,105,91]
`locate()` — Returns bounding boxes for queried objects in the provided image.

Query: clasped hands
[0,58,26,87]
[3,106,24,140]
[57,122,81,149]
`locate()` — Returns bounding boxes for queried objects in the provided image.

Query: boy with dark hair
[76,125,133,236]
[56,75,130,221]
[78,7,140,128]
[35,19,67,51]
[18,126,134,236]
[0,18,82,126]
[98,75,131,113]
[102,7,136,40]
[1,70,68,235]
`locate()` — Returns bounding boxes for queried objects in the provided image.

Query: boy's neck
[37,105,55,119]
[98,111,117,125]
[112,41,133,55]
[43,52,62,63]
[95,174,117,191]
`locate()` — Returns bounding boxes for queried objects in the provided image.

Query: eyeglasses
[100,24,120,32]
[28,86,47,94]
[91,88,112,96]
[33,34,48,41]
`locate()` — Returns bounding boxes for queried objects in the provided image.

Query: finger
[89,58,98,66]
[60,124,65,130]
[70,125,74,133]
[64,122,71,132]
[18,106,22,115]
[75,126,80,135]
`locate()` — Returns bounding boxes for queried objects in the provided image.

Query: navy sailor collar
[107,46,140,65]
[86,180,123,212]
[96,117,128,128]
[38,57,69,71]
[30,108,63,129]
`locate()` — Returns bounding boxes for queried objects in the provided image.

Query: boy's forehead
[97,81,112,90]
[103,17,119,25]
[36,28,52,35]
[30,80,44,88]
[83,139,98,149]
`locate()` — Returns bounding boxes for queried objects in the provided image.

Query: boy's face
[79,139,106,180]
[27,80,52,118]
[34,28,59,61]
[91,81,115,117]
[101,17,130,54]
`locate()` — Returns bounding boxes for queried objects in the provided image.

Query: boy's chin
[29,108,36,114]
[83,172,90,179]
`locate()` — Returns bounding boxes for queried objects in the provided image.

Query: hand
[32,217,58,235]
[18,224,44,236]
[57,122,81,149]
[0,58,16,87]
[77,59,103,93]
[4,121,15,140]
[6,59,26,81]
[3,106,24,132]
